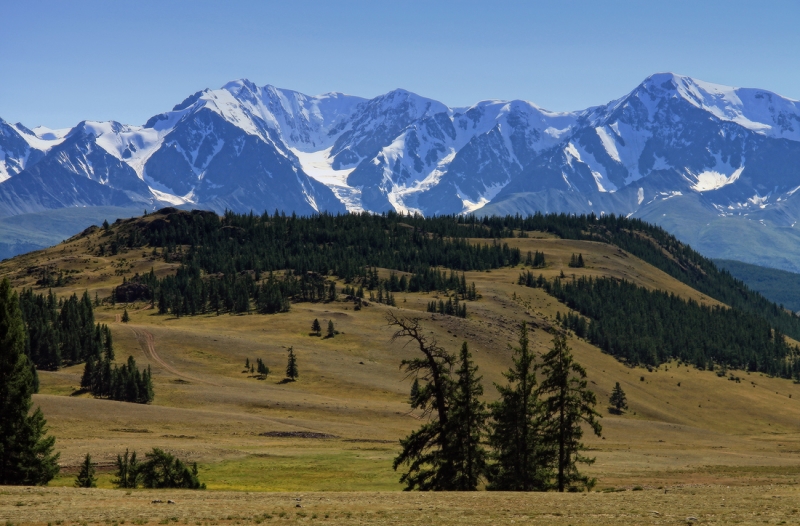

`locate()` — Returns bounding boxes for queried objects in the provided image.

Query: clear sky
[2,0,799,129]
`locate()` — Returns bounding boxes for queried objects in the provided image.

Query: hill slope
[1,210,800,492]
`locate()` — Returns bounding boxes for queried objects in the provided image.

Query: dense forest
[16,288,153,403]
[714,259,800,313]
[19,289,101,370]
[101,208,800,362]
[519,271,799,378]
[105,208,800,337]
[112,210,499,316]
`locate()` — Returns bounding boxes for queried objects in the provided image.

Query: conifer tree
[537,333,602,492]
[0,278,60,485]
[138,448,205,489]
[447,342,488,490]
[75,453,97,488]
[112,449,140,488]
[311,318,321,336]
[488,322,552,491]
[388,312,457,490]
[121,309,130,323]
[326,320,335,338]
[286,347,298,381]
[409,378,421,406]
[609,382,628,414]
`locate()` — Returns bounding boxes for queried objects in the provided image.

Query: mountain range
[2,73,800,271]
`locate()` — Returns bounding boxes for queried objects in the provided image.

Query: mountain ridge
[2,73,800,270]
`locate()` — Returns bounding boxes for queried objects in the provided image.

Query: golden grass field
[2,216,800,524]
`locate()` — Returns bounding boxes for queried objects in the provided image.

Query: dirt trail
[114,313,121,323]
[127,325,222,387]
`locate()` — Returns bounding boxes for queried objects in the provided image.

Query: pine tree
[286,347,298,381]
[488,322,552,491]
[537,333,602,492]
[326,320,335,338]
[113,449,140,488]
[0,278,60,485]
[121,309,130,323]
[446,342,488,490]
[609,382,628,414]
[311,318,321,336]
[75,453,97,488]
[388,312,457,490]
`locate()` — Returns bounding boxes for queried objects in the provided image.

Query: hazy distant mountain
[2,73,800,269]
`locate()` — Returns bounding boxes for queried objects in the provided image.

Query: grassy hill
[2,209,800,506]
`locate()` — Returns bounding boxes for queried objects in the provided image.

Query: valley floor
[2,484,800,525]
[3,229,800,523]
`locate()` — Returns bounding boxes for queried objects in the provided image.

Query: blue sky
[2,0,799,129]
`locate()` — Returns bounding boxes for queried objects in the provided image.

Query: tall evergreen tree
[447,342,488,490]
[0,279,60,485]
[537,333,602,492]
[286,347,298,381]
[75,453,97,488]
[311,318,321,336]
[121,309,130,323]
[388,312,457,490]
[487,322,552,491]
[326,320,335,338]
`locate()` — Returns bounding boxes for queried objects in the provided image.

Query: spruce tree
[0,278,60,485]
[311,318,321,336]
[326,320,335,338]
[121,309,130,323]
[447,342,488,490]
[286,347,298,381]
[112,449,140,489]
[609,382,628,414]
[75,453,97,488]
[488,322,552,491]
[537,333,602,492]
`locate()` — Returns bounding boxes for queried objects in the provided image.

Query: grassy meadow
[2,219,800,523]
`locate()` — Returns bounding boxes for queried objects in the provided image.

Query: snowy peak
[4,73,800,228]
[628,72,800,141]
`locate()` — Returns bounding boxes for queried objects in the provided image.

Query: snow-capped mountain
[3,73,800,268]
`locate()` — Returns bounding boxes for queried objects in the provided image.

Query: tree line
[389,313,601,492]
[103,208,800,343]
[75,448,204,489]
[520,272,799,377]
[18,288,99,371]
[14,285,155,403]
[81,354,154,404]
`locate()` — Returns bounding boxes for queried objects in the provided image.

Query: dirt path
[114,313,121,323]
[128,325,222,387]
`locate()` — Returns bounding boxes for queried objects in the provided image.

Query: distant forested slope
[714,259,800,313]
